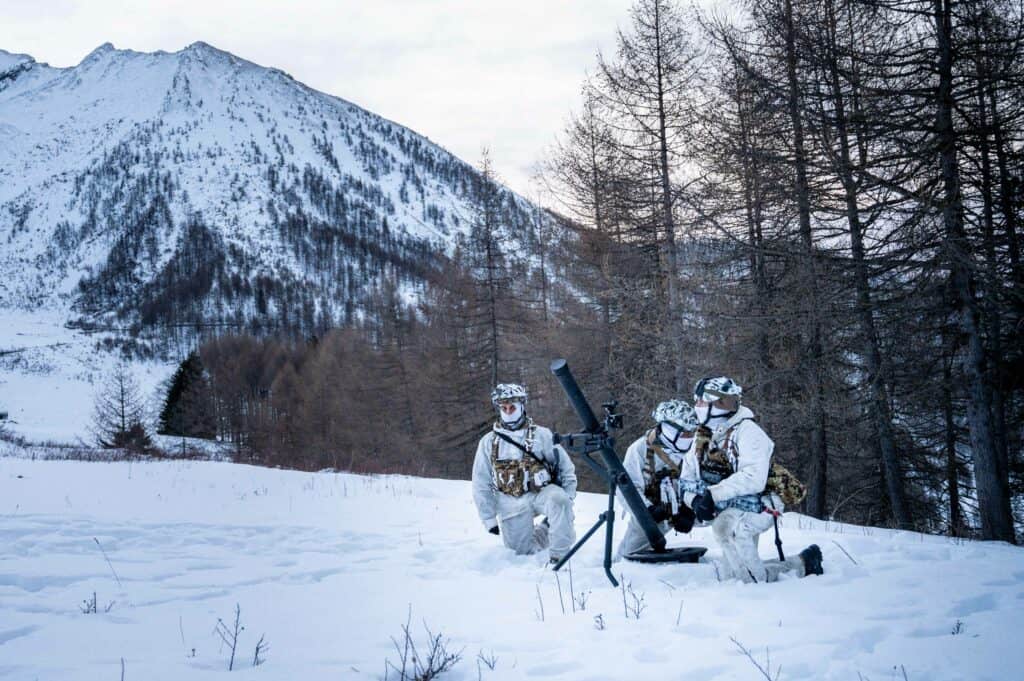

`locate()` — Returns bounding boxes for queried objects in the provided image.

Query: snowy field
[0,309,175,443]
[1,455,1022,681]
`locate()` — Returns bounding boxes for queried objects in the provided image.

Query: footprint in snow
[525,661,575,676]
[865,608,925,622]
[632,646,670,663]
[832,627,888,658]
[908,623,953,638]
[948,592,996,617]
[0,625,38,645]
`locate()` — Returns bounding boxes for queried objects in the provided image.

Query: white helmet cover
[651,399,699,431]
[491,383,528,405]
[693,376,742,403]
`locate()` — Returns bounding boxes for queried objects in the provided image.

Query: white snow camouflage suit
[679,406,806,583]
[472,422,577,559]
[616,431,684,558]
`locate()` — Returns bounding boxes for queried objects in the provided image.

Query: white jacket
[472,422,578,529]
[679,406,774,506]
[621,431,686,501]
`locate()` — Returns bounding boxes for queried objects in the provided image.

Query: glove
[646,503,671,523]
[670,504,695,533]
[691,491,718,523]
[488,525,500,536]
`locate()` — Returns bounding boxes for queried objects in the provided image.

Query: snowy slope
[1,455,1021,680]
[0,308,172,442]
[0,42,539,330]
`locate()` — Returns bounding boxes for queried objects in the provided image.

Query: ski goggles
[693,383,735,405]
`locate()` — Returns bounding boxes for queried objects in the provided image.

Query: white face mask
[673,436,694,452]
[694,405,709,424]
[499,403,524,425]
[710,405,732,417]
[659,423,694,452]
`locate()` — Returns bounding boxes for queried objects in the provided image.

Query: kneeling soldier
[617,399,699,558]
[680,376,823,583]
[472,383,578,562]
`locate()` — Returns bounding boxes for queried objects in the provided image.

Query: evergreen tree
[158,351,216,438]
[92,363,152,452]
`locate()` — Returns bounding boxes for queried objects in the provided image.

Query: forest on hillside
[153,0,1023,542]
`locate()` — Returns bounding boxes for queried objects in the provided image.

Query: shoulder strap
[493,423,546,462]
[494,429,530,455]
[644,428,681,478]
[651,446,681,477]
[643,429,658,478]
[493,424,557,484]
[720,418,753,450]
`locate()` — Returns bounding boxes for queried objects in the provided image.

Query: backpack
[765,461,807,506]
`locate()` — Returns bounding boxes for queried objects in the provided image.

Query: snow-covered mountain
[0,42,537,339]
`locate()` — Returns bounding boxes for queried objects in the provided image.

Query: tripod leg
[602,476,618,586]
[552,513,607,573]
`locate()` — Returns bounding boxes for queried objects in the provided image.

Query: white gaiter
[500,403,524,427]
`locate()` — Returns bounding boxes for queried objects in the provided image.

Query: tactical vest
[490,422,555,497]
[692,425,732,486]
[642,429,683,504]
[694,420,807,508]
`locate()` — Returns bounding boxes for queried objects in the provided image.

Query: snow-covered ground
[1,455,1021,680]
[0,309,175,443]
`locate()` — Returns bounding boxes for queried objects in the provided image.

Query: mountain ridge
[0,41,544,348]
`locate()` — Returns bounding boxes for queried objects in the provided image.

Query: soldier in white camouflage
[472,383,578,563]
[679,376,824,583]
[616,399,699,558]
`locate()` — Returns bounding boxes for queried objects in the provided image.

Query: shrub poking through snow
[214,604,245,671]
[79,591,114,614]
[385,606,462,681]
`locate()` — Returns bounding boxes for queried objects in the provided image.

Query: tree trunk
[824,0,912,529]
[652,0,685,394]
[933,0,1015,542]
[973,54,1012,505]
[943,351,964,536]
[783,0,830,518]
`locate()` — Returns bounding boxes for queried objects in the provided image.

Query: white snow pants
[712,507,805,583]
[498,485,576,559]
[616,517,670,559]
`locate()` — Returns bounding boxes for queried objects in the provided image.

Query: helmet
[693,376,742,404]
[651,399,699,431]
[491,383,528,405]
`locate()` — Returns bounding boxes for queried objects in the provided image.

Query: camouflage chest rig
[642,429,683,504]
[490,420,556,497]
[693,424,732,485]
[694,421,806,507]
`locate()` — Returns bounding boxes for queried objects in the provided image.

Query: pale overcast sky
[0,0,635,197]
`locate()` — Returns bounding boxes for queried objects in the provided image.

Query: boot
[799,544,823,576]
